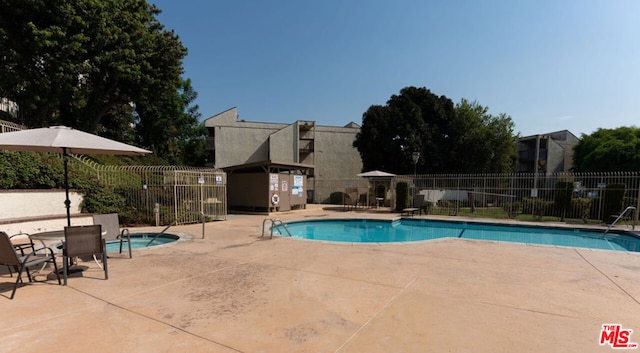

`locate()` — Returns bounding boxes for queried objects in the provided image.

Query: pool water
[105,233,178,252]
[273,219,640,252]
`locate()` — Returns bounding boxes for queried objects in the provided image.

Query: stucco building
[516,130,579,174]
[204,107,362,207]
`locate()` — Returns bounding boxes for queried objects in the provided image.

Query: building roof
[222,160,314,174]
[518,129,579,141]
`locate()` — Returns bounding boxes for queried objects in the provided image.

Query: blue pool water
[105,233,178,252]
[273,219,640,252]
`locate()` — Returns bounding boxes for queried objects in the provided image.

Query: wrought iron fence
[0,121,227,224]
[0,118,25,133]
[74,158,227,225]
[393,172,640,225]
[312,172,640,226]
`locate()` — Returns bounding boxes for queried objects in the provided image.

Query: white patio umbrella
[0,126,151,226]
[357,170,396,207]
[357,170,396,178]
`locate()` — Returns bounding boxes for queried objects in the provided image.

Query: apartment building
[204,107,362,208]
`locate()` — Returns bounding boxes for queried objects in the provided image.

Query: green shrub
[80,182,127,215]
[603,183,626,223]
[437,199,459,215]
[0,151,65,189]
[329,191,348,204]
[438,200,452,208]
[522,198,554,220]
[395,182,409,211]
[554,180,574,221]
[571,198,592,223]
[502,201,523,218]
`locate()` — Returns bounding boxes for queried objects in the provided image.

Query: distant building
[0,98,19,123]
[516,130,579,174]
[204,107,363,207]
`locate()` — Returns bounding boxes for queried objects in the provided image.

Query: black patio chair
[63,225,108,285]
[0,231,61,300]
[92,213,131,258]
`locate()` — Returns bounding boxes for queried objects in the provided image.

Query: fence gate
[170,170,227,224]
[74,161,227,226]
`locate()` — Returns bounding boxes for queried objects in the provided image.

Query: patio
[1,206,639,352]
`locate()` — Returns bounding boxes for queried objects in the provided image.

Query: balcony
[518,148,547,161]
[299,140,314,154]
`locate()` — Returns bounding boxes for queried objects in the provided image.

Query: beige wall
[0,190,92,234]
[269,124,296,163]
[0,190,83,219]
[212,123,283,167]
[313,126,361,179]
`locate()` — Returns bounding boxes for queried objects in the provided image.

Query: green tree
[573,126,640,172]
[353,86,517,174]
[135,78,207,165]
[354,86,455,174]
[0,0,187,135]
[450,99,517,173]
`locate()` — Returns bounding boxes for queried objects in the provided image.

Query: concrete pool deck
[2,206,639,352]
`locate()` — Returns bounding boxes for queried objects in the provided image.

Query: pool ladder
[262,218,291,239]
[604,206,636,234]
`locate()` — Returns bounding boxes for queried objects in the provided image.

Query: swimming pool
[105,233,179,252]
[273,218,640,252]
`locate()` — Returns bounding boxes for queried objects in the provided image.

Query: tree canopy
[0,0,204,165]
[135,78,207,166]
[353,86,517,174]
[573,126,640,172]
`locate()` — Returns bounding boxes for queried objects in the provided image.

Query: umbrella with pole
[0,126,151,226]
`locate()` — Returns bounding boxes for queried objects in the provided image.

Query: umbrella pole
[63,148,71,227]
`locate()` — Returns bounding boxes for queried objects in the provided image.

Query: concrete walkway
[2,207,639,352]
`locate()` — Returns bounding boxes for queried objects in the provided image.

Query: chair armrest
[21,245,56,262]
[119,228,130,240]
[10,233,35,255]
[13,243,34,254]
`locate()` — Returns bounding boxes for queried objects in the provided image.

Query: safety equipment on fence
[271,193,280,205]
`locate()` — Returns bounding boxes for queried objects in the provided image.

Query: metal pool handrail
[262,218,291,239]
[605,206,636,234]
[146,221,177,247]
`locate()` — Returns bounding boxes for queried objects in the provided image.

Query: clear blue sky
[152,0,639,137]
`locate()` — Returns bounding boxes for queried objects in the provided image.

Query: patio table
[30,229,107,245]
[29,230,66,246]
[30,230,105,271]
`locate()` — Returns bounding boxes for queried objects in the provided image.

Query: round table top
[29,230,65,240]
[29,229,107,240]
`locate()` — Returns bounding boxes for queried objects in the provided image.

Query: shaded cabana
[224,160,314,212]
[357,170,396,207]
